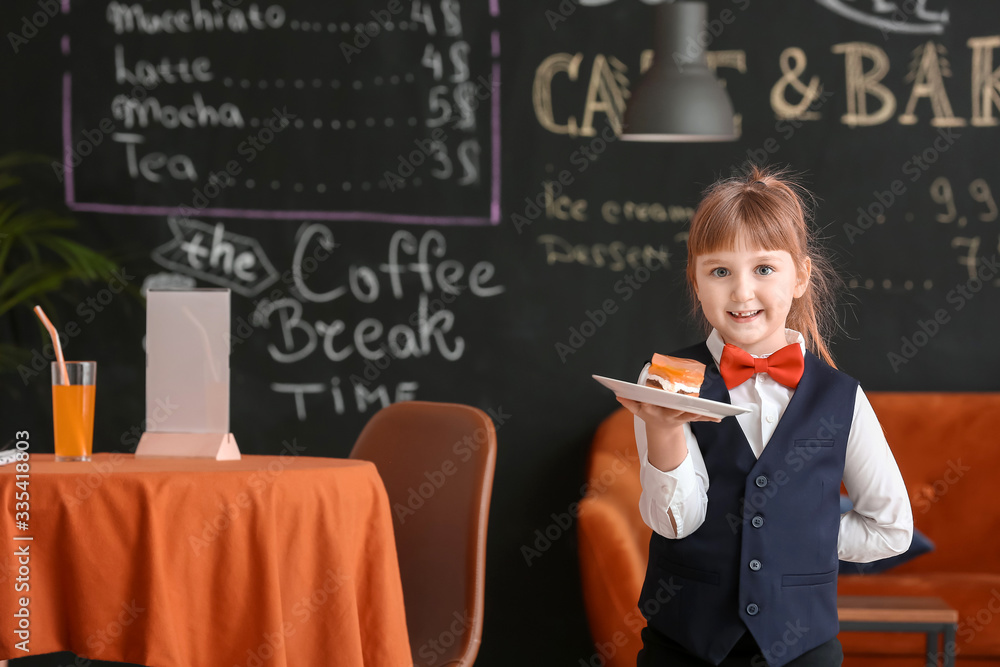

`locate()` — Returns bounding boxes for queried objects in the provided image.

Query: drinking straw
[33,305,70,386]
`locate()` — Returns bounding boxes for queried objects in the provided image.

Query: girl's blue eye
[710,268,729,277]
[757,265,775,275]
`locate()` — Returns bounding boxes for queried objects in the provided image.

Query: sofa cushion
[838,494,935,574]
[838,572,1000,658]
[839,529,935,575]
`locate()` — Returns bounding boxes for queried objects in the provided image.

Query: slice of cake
[645,353,705,396]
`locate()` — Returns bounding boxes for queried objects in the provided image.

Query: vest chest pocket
[781,568,837,587]
[793,439,834,448]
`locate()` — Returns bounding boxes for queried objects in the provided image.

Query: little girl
[616,165,913,667]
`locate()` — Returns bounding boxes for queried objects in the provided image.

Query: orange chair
[350,401,497,667]
[578,408,648,667]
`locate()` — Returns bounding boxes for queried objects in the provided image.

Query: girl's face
[692,236,811,356]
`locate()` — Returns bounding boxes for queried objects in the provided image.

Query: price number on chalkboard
[949,233,1000,284]
[422,42,470,82]
[415,0,481,188]
[931,176,999,282]
[426,81,478,130]
[416,137,480,186]
[411,0,463,37]
[930,176,1000,225]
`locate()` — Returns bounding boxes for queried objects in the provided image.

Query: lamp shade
[621,1,737,142]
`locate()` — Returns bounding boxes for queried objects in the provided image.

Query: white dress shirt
[635,328,914,562]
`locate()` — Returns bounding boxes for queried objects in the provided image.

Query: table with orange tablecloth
[0,453,412,667]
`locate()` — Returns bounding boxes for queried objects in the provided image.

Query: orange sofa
[578,394,1000,667]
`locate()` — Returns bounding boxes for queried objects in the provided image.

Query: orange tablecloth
[0,453,411,667]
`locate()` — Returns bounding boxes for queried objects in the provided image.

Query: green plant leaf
[0,261,48,298]
[0,200,18,226]
[40,235,117,279]
[0,268,68,317]
[0,343,33,375]
[0,199,26,231]
[0,173,21,192]
[0,209,83,279]
[2,209,76,237]
[0,152,50,171]
[0,150,133,378]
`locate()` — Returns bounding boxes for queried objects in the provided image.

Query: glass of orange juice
[51,361,96,462]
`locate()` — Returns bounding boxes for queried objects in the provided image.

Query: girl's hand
[617,396,720,472]
[616,396,722,429]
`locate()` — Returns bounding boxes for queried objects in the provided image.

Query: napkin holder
[136,288,240,460]
[136,432,240,460]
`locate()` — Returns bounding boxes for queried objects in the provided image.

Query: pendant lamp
[621,0,737,142]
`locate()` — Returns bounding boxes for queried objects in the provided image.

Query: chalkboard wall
[3,0,1000,664]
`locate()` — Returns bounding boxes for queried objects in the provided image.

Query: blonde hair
[684,163,843,368]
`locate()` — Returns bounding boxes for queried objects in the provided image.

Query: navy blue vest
[638,341,858,667]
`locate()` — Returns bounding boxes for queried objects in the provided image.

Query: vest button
[749,559,762,571]
[746,603,759,616]
[755,475,768,487]
[752,515,764,528]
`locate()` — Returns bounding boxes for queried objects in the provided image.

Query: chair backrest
[350,401,497,667]
[578,407,648,667]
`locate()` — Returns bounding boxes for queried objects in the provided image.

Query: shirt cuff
[640,449,697,534]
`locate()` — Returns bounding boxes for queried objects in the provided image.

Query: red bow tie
[719,343,804,390]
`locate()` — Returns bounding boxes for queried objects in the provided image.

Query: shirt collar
[705,327,806,367]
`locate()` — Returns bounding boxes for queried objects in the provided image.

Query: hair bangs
[688,193,802,261]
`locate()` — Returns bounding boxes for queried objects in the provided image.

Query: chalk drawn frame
[61,0,501,226]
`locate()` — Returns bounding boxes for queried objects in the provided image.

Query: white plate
[592,374,751,419]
